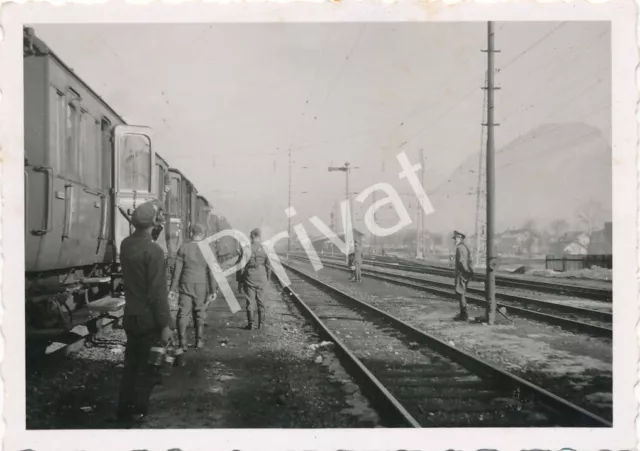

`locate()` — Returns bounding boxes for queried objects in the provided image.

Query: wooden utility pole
[288,147,292,253]
[328,162,353,264]
[474,72,488,268]
[372,190,377,254]
[420,149,425,258]
[485,21,497,324]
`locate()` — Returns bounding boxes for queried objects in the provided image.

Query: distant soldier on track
[242,228,271,330]
[347,245,356,281]
[116,201,173,424]
[353,241,363,283]
[169,224,217,350]
[452,230,473,321]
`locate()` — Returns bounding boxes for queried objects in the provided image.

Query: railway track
[307,253,612,302]
[274,262,611,427]
[289,255,611,338]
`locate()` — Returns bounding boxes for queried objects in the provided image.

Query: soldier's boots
[195,325,204,349]
[177,323,188,350]
[255,309,264,330]
[245,309,255,330]
[453,308,469,321]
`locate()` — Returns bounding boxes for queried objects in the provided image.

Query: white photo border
[0,1,637,450]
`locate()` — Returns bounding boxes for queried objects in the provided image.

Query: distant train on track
[23,28,238,332]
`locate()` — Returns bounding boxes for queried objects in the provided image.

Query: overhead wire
[498,21,567,72]
[419,24,608,207]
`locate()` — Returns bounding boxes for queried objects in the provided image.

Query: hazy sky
[34,22,611,237]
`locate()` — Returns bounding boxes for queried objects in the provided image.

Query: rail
[276,262,611,427]
[292,255,611,338]
[310,253,613,302]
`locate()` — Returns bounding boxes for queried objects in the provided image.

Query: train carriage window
[181,179,189,220]
[169,177,180,215]
[48,87,66,171]
[157,165,165,204]
[65,102,80,180]
[80,112,101,188]
[78,111,87,182]
[93,119,102,188]
[119,134,152,191]
[101,119,112,190]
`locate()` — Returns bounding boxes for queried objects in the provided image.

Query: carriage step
[81,277,111,284]
[87,296,125,313]
[26,300,124,341]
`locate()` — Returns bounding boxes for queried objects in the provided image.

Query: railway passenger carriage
[23,28,235,332]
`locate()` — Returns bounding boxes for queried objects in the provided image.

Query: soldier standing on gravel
[169,224,217,350]
[453,230,473,321]
[353,241,363,283]
[347,245,356,280]
[242,228,271,330]
[116,201,174,424]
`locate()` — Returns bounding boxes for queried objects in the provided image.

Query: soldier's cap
[453,230,466,239]
[250,228,261,238]
[192,224,206,235]
[131,201,160,229]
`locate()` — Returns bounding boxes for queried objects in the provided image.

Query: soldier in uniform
[235,245,245,294]
[169,224,217,350]
[116,201,174,424]
[347,251,355,280]
[453,230,473,321]
[353,241,363,283]
[242,228,271,330]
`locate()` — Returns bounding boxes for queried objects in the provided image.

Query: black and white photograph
[1,1,637,450]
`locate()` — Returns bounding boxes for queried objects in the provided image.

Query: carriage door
[112,125,154,259]
[100,118,115,262]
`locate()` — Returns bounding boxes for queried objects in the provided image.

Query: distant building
[494,228,541,257]
[563,241,588,255]
[550,231,590,255]
[586,223,613,254]
[311,229,366,255]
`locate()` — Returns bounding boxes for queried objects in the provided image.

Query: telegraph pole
[288,147,292,254]
[418,149,425,259]
[372,190,377,254]
[328,162,353,264]
[474,72,488,268]
[485,21,497,325]
[413,150,426,260]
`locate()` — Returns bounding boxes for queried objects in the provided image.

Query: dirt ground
[285,257,612,421]
[26,280,380,429]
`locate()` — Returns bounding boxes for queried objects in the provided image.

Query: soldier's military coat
[117,228,172,418]
[454,243,473,295]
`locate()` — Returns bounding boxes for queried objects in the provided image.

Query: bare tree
[521,219,538,259]
[549,219,569,240]
[576,200,605,253]
[522,218,538,233]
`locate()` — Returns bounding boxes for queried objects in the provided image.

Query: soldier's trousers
[243,284,266,325]
[117,316,161,417]
[354,263,362,282]
[236,272,245,293]
[177,282,208,331]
